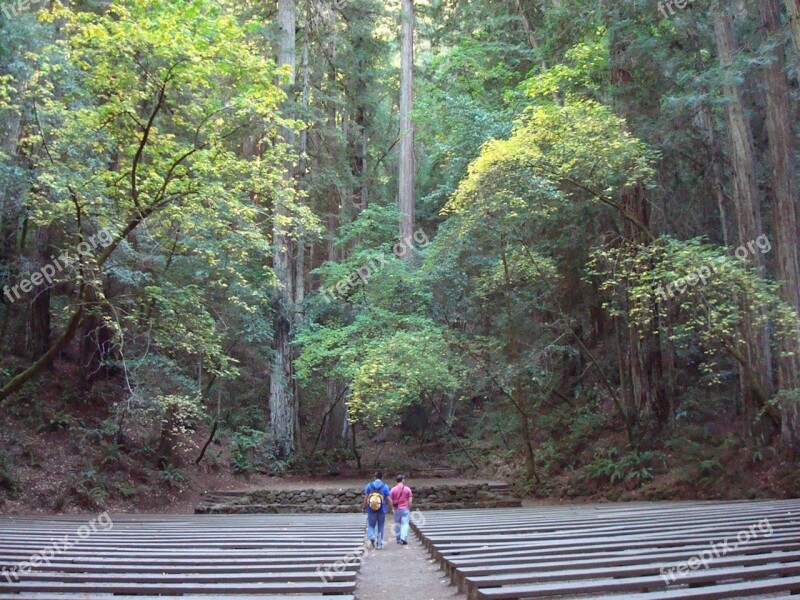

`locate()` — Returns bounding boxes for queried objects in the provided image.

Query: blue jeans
[393,508,410,542]
[367,511,386,548]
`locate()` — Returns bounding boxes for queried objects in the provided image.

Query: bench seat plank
[0,581,357,594]
[474,561,800,598]
[0,595,355,600]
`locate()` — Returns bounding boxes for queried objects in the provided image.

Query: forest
[1,0,799,513]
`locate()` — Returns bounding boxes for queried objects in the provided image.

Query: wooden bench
[0,596,356,599]
[0,513,366,598]
[455,539,800,579]
[475,562,800,598]
[411,499,800,599]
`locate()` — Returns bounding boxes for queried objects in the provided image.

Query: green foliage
[114,482,141,500]
[416,34,518,215]
[773,389,800,418]
[590,237,799,383]
[298,310,464,427]
[229,427,267,475]
[63,467,109,509]
[9,397,79,434]
[348,327,464,426]
[418,85,657,479]
[2,0,800,506]
[149,394,206,451]
[98,443,122,467]
[587,447,667,486]
[535,439,565,478]
[665,436,705,462]
[444,97,656,218]
[228,427,293,475]
[698,459,723,478]
[665,434,731,489]
[0,75,13,111]
[158,467,189,487]
[12,0,291,425]
[34,0,288,229]
[571,399,612,439]
[35,409,77,433]
[524,39,609,101]
[77,419,121,446]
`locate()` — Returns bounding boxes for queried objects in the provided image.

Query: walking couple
[362,471,413,549]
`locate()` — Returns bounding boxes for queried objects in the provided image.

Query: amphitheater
[1,480,799,599]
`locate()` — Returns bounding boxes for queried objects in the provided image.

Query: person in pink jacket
[389,475,413,545]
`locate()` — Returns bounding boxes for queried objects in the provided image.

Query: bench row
[412,499,800,599]
[0,513,367,598]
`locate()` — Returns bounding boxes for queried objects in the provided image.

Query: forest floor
[2,385,799,515]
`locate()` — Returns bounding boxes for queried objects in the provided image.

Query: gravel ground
[355,525,463,600]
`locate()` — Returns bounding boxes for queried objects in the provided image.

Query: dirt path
[354,527,464,600]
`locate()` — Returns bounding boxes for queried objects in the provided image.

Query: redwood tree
[398,0,415,249]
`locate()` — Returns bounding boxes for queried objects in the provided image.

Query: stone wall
[195,483,520,514]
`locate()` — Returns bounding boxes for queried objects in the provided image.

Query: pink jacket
[390,484,412,509]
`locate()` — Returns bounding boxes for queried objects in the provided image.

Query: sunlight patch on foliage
[444,98,656,218]
[297,311,464,427]
[589,237,800,383]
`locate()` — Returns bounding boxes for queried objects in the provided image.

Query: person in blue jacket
[361,471,393,549]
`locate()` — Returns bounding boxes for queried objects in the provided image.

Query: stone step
[195,482,520,515]
[196,499,522,515]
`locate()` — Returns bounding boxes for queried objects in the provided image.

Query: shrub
[0,451,17,495]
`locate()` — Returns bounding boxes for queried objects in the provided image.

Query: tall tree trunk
[353,103,368,212]
[293,4,310,325]
[28,290,51,362]
[622,184,669,425]
[157,405,178,469]
[320,380,349,451]
[785,0,800,55]
[293,6,310,324]
[398,0,415,249]
[760,0,800,456]
[512,0,550,72]
[316,0,341,263]
[78,285,117,389]
[615,313,636,424]
[27,227,52,362]
[697,107,732,248]
[713,1,776,439]
[606,20,670,427]
[351,94,368,213]
[0,76,24,265]
[0,77,25,356]
[270,0,299,458]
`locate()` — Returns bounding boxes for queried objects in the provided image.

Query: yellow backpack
[367,483,384,511]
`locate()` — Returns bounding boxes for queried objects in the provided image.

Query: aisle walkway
[354,529,463,600]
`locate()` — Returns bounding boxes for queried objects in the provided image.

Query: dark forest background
[1,0,799,512]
